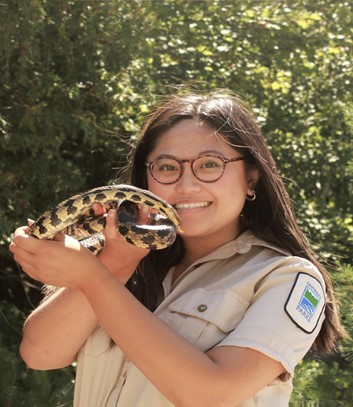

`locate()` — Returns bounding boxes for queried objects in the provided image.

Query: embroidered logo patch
[285,272,326,333]
[299,284,320,318]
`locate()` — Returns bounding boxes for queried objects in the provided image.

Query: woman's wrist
[97,249,143,284]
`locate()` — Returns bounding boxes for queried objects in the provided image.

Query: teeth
[175,202,209,209]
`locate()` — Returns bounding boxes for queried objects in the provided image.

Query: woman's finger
[27,218,35,226]
[13,225,29,238]
[12,232,43,253]
[138,204,150,225]
[11,243,36,271]
[104,209,120,240]
[53,232,66,242]
[92,202,106,215]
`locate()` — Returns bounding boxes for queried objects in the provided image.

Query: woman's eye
[201,159,221,169]
[159,162,178,171]
[203,161,217,168]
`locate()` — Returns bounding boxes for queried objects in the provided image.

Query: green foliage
[1,0,352,404]
[0,0,142,241]
[0,301,74,406]
[291,358,353,407]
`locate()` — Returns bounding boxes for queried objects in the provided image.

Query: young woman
[10,90,345,406]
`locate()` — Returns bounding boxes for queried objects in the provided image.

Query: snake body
[28,184,183,252]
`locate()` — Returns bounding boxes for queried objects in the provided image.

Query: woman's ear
[247,168,260,195]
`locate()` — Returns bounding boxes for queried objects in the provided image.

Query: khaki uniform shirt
[74,230,326,406]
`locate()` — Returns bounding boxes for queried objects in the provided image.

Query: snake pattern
[28,184,183,252]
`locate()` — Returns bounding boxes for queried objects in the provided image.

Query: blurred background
[1,1,352,405]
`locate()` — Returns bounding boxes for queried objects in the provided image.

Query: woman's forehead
[150,119,235,157]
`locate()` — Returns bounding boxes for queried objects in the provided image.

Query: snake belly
[28,184,183,252]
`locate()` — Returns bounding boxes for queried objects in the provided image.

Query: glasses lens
[193,156,224,182]
[151,158,181,184]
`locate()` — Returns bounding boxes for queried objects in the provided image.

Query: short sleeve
[216,258,326,376]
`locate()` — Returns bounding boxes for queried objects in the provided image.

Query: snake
[28,184,183,253]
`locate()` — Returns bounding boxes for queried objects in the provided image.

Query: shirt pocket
[167,288,249,351]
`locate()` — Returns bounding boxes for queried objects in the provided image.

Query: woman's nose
[175,163,202,193]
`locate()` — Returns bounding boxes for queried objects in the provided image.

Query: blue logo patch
[297,282,321,321]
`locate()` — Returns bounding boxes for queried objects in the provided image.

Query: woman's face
[146,119,257,248]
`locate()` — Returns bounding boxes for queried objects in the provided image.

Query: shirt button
[197,304,208,312]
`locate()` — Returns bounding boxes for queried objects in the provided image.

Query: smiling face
[146,119,258,249]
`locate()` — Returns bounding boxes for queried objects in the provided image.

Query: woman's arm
[11,211,149,370]
[20,287,98,370]
[11,219,284,406]
[80,267,285,407]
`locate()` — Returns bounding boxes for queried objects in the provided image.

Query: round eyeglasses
[146,154,247,184]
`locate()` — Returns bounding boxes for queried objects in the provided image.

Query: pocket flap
[169,288,248,332]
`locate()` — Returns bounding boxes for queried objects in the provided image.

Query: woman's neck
[180,233,239,267]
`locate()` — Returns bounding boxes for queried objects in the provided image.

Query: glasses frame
[146,154,247,185]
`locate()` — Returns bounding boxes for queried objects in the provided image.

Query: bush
[0,300,74,407]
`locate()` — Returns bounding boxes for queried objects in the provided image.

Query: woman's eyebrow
[154,149,226,159]
[199,149,226,156]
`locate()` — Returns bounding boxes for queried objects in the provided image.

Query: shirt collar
[189,229,291,266]
[162,230,292,297]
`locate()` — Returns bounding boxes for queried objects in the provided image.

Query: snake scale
[28,184,183,253]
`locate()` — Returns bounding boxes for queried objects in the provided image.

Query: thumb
[104,209,119,240]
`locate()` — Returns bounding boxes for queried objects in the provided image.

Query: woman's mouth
[174,201,211,210]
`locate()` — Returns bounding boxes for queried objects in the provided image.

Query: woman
[10,90,346,406]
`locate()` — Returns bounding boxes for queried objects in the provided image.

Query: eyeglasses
[146,154,247,184]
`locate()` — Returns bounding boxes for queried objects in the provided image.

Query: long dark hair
[124,90,346,354]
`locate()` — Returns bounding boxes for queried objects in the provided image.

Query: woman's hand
[9,203,151,288]
[92,204,151,283]
[9,226,105,289]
